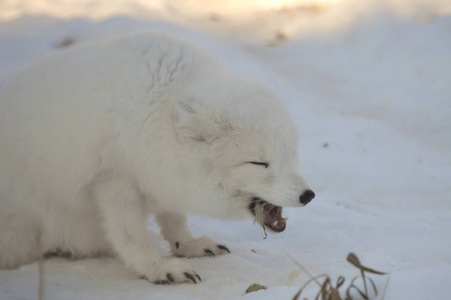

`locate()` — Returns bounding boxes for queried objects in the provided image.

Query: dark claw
[204,249,215,256]
[154,273,175,285]
[217,244,230,253]
[166,273,175,283]
[175,242,180,249]
[194,272,202,282]
[184,272,197,284]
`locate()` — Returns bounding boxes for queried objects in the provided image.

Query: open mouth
[249,198,287,232]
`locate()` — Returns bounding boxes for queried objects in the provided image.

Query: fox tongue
[263,202,287,232]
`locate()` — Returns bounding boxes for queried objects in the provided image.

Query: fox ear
[174,99,224,142]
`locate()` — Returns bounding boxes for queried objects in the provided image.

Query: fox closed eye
[248,162,269,168]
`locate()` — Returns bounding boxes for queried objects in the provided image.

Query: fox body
[0,32,314,283]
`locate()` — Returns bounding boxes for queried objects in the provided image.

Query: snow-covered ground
[1,0,450,299]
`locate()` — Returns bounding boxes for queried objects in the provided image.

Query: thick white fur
[0,32,311,283]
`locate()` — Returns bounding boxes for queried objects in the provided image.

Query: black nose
[300,190,315,205]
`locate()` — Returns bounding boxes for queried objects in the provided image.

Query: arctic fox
[0,32,314,284]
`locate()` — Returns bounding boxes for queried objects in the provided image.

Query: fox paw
[170,235,230,258]
[143,258,201,284]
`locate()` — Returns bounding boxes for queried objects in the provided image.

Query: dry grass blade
[285,251,324,287]
[368,278,378,296]
[336,276,345,289]
[292,252,389,300]
[346,281,369,300]
[38,260,43,300]
[330,288,341,300]
[317,277,330,300]
[346,252,386,297]
[292,274,330,300]
[252,202,269,239]
[347,253,386,275]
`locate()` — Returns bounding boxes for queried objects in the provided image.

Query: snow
[1,0,450,299]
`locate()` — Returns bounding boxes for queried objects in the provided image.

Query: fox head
[173,76,314,230]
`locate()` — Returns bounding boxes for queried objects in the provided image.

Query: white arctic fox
[0,32,314,284]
